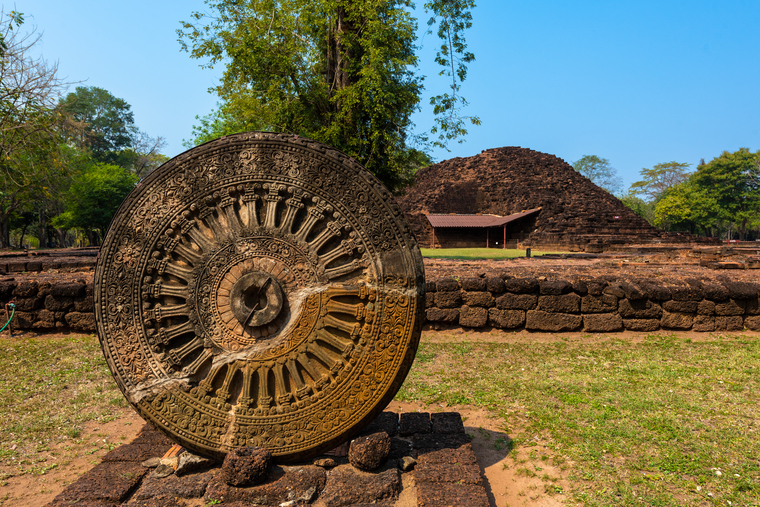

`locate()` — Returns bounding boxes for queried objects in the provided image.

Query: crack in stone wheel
[95,132,425,461]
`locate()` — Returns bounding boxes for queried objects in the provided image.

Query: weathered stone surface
[50,462,147,504]
[125,496,184,506]
[435,290,462,308]
[583,313,623,332]
[314,458,337,468]
[461,291,494,308]
[349,432,391,471]
[539,280,572,295]
[360,411,398,437]
[745,315,760,331]
[619,299,663,319]
[504,278,540,294]
[32,310,56,329]
[176,451,216,476]
[488,308,525,329]
[622,319,660,332]
[703,283,730,301]
[319,463,400,507]
[131,468,217,500]
[435,278,460,292]
[663,300,699,313]
[572,279,589,296]
[586,280,607,297]
[50,282,86,297]
[45,295,74,312]
[417,443,478,465]
[619,282,646,300]
[538,294,580,313]
[525,310,582,332]
[661,312,693,330]
[461,277,486,291]
[693,315,716,332]
[715,316,744,331]
[12,281,37,297]
[715,299,745,316]
[412,433,472,454]
[603,285,625,298]
[724,281,759,299]
[494,293,537,310]
[415,462,482,485]
[65,311,96,331]
[431,412,465,434]
[13,311,34,328]
[671,285,704,301]
[220,447,272,487]
[14,297,41,311]
[205,465,326,505]
[389,437,412,460]
[416,481,490,507]
[95,133,425,462]
[640,283,672,301]
[581,294,618,313]
[399,412,430,436]
[459,306,487,327]
[485,277,505,294]
[697,300,716,315]
[426,308,459,323]
[398,456,416,471]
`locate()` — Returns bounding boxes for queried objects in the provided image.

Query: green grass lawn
[420,247,565,260]
[397,333,760,506]
[0,335,130,480]
[3,332,759,506]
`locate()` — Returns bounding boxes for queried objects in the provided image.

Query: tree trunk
[19,224,29,248]
[38,208,47,249]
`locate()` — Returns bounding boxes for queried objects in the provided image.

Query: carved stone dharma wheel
[95,132,425,461]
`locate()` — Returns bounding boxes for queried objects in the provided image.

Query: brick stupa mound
[398,146,682,249]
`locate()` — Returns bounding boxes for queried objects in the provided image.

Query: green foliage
[572,155,623,195]
[691,148,760,239]
[629,161,691,202]
[58,86,136,163]
[619,192,654,225]
[53,163,138,242]
[178,0,478,193]
[653,178,718,235]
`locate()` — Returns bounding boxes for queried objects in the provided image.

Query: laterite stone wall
[2,275,759,335]
[425,276,760,333]
[0,280,95,332]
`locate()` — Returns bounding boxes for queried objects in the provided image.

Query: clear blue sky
[21,1,760,191]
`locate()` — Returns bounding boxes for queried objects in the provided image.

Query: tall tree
[691,148,760,240]
[178,0,478,193]
[0,10,79,248]
[629,161,691,202]
[58,86,135,163]
[572,155,623,195]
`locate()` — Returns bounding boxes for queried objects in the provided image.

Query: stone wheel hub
[229,271,283,328]
[95,132,425,461]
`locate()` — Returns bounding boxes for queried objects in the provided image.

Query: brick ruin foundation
[397,146,712,251]
[425,275,760,333]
